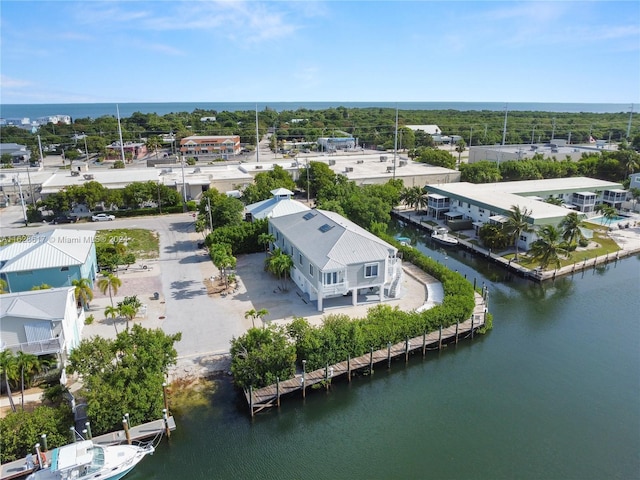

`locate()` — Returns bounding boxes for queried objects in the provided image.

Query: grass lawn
[506,230,621,269]
[95,228,159,259]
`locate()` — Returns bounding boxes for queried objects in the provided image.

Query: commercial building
[180,135,241,158]
[468,142,613,164]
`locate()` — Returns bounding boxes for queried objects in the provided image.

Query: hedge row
[231,235,480,388]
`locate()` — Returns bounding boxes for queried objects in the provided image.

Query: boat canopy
[53,441,94,472]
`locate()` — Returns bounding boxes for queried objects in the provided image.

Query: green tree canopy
[66,325,181,435]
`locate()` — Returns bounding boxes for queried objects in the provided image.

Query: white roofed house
[269,209,402,312]
[244,188,310,222]
[0,229,97,293]
[0,287,86,373]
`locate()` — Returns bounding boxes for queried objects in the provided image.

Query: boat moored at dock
[431,227,459,246]
[26,440,154,480]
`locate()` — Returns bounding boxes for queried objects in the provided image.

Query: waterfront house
[0,229,97,293]
[0,287,85,372]
[269,209,402,311]
[244,188,310,221]
[425,177,624,250]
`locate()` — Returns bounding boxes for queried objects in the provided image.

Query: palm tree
[97,273,122,307]
[265,248,293,290]
[530,225,569,270]
[72,278,94,310]
[0,278,8,294]
[15,351,39,410]
[31,283,52,290]
[257,233,275,254]
[559,212,585,247]
[504,205,534,261]
[0,350,17,413]
[244,308,269,328]
[104,305,120,335]
[210,244,236,289]
[118,304,137,331]
[596,204,618,227]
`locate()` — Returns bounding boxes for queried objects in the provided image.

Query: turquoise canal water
[131,225,640,480]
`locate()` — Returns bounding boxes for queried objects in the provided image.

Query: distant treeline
[1,107,638,158]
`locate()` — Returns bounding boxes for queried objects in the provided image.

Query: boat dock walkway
[246,292,487,416]
[392,209,640,282]
[0,416,175,480]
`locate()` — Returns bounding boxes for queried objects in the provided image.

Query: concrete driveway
[0,208,431,379]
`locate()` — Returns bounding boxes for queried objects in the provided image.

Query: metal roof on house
[246,197,310,220]
[0,287,72,321]
[425,177,624,224]
[270,209,396,270]
[0,229,95,273]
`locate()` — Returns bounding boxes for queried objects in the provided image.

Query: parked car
[52,215,77,224]
[91,213,115,222]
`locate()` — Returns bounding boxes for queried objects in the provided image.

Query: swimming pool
[585,215,629,226]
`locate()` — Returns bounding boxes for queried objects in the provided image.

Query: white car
[91,213,115,222]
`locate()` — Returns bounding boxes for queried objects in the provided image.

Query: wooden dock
[392,209,640,282]
[0,416,176,480]
[246,293,487,416]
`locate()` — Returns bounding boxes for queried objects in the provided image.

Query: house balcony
[4,334,65,356]
[322,282,348,296]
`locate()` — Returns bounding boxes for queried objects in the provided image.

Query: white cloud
[0,75,33,89]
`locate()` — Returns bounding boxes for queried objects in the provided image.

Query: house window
[479,208,485,214]
[60,267,69,271]
[324,272,338,284]
[299,254,303,265]
[520,235,527,242]
[365,263,379,278]
[309,264,314,277]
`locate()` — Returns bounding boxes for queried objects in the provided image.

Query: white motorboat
[431,227,459,246]
[26,440,154,480]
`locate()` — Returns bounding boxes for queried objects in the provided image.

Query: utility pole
[501,103,508,146]
[37,134,44,165]
[627,104,634,139]
[255,105,260,163]
[393,106,398,180]
[206,196,213,232]
[13,175,27,226]
[116,104,125,164]
[83,133,89,161]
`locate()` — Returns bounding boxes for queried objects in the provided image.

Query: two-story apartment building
[180,135,241,158]
[425,177,624,250]
[269,209,402,311]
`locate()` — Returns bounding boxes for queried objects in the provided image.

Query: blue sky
[1,1,639,104]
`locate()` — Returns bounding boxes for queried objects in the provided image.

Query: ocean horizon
[0,101,633,120]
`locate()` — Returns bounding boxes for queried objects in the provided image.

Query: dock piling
[369,346,374,374]
[122,418,131,445]
[162,409,171,438]
[347,355,351,382]
[249,386,254,417]
[387,341,392,369]
[40,434,47,452]
[422,331,426,357]
[438,325,442,350]
[85,422,92,440]
[276,377,280,407]
[455,322,459,344]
